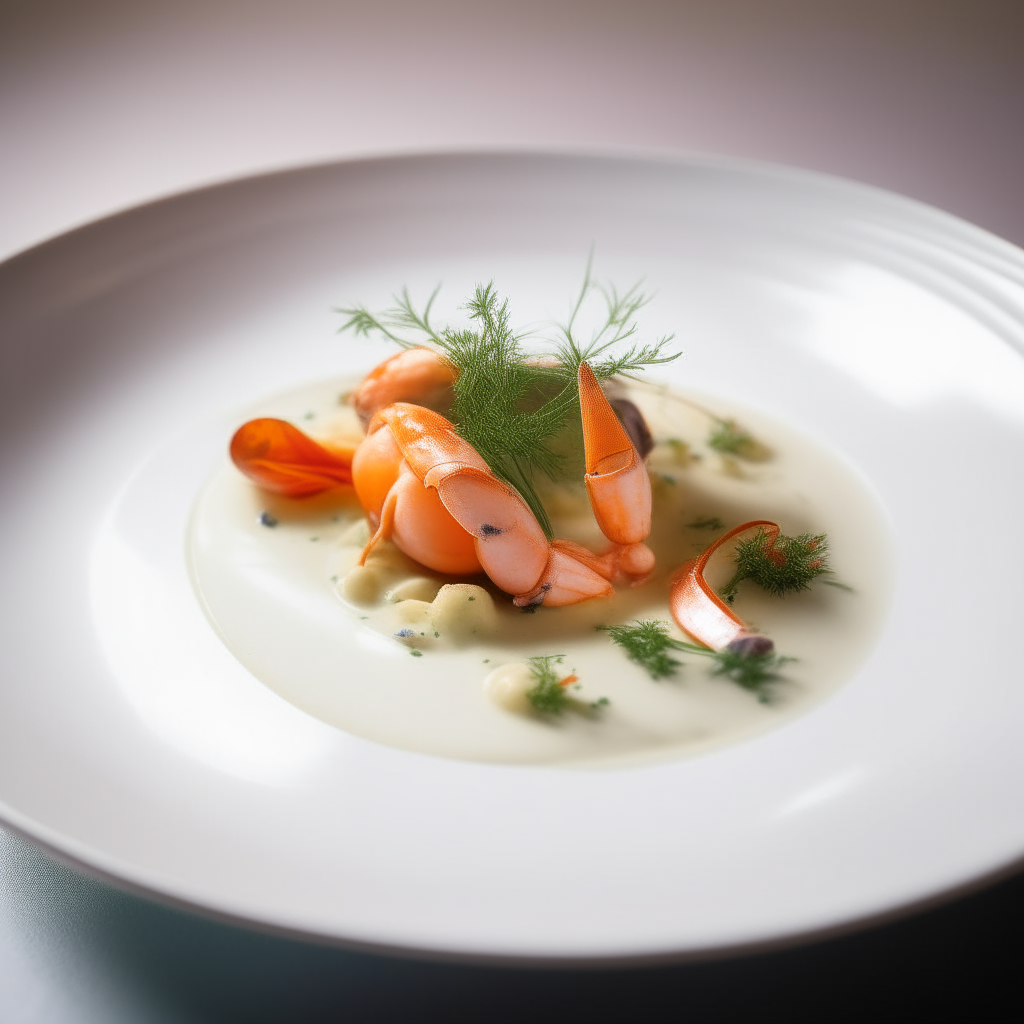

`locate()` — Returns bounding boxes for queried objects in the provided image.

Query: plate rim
[3,146,1024,961]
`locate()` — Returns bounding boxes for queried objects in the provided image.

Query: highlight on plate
[191,268,888,766]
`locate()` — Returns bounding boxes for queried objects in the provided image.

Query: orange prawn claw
[429,465,551,594]
[577,361,655,582]
[669,520,780,649]
[230,418,355,498]
[513,546,614,607]
[353,347,457,427]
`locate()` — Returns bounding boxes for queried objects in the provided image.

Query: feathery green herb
[722,528,841,602]
[597,620,686,680]
[687,515,724,530]
[338,269,679,536]
[446,286,574,536]
[600,619,794,701]
[548,258,679,385]
[675,639,793,702]
[526,655,608,716]
[707,418,756,456]
[337,285,445,348]
[526,655,570,714]
[702,644,792,698]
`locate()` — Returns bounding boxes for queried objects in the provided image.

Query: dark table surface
[3,825,1021,1022]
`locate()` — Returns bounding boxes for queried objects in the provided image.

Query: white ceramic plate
[2,152,1023,962]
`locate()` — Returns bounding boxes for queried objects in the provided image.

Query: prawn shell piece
[351,425,404,526]
[578,363,652,545]
[370,403,490,477]
[428,465,549,597]
[669,520,780,649]
[388,468,482,576]
[229,418,355,498]
[519,546,615,607]
[353,347,457,427]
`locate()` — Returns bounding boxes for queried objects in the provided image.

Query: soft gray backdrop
[2,2,1022,1021]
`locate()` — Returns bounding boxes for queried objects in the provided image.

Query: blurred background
[2,1,1022,1020]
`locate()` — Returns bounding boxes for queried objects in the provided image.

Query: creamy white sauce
[188,377,894,768]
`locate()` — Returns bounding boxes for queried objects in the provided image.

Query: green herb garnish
[707,418,756,457]
[339,284,566,534]
[687,515,724,530]
[597,620,685,680]
[526,655,572,714]
[526,655,608,716]
[700,642,792,698]
[721,528,840,602]
[549,259,679,385]
[676,638,792,702]
[600,618,794,702]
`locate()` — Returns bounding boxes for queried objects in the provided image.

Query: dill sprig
[445,285,574,537]
[599,619,793,701]
[338,272,680,537]
[676,638,793,703]
[526,655,608,716]
[706,645,793,698]
[722,528,839,602]
[526,655,572,714]
[337,285,445,348]
[686,515,724,530]
[549,258,679,385]
[707,418,755,456]
[597,620,685,680]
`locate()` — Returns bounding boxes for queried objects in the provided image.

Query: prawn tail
[230,418,355,498]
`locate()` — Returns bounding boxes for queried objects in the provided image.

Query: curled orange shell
[230,418,355,498]
[669,520,780,650]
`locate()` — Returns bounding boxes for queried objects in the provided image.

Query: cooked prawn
[230,359,655,608]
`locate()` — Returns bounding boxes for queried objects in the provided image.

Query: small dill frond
[336,306,412,347]
[601,619,794,701]
[550,264,679,385]
[706,646,793,702]
[336,286,443,347]
[526,655,571,714]
[526,655,607,716]
[687,515,724,530]
[674,638,794,702]
[593,338,680,380]
[721,528,838,601]
[707,418,755,455]
[388,285,444,341]
[597,620,685,680]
